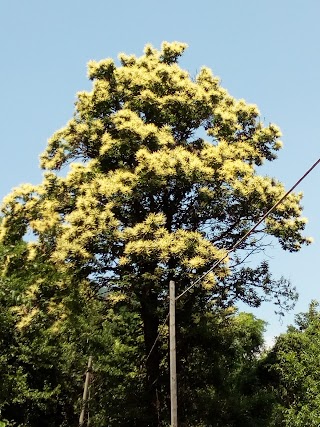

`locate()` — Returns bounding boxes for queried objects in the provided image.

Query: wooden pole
[79,356,93,426]
[169,280,178,427]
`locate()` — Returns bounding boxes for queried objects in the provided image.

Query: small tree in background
[260,301,320,426]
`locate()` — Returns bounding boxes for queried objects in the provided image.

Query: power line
[176,157,320,301]
[145,311,170,363]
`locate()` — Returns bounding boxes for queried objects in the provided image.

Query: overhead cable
[176,157,320,301]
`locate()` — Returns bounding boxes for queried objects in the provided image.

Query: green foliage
[0,263,146,426]
[0,253,82,425]
[0,241,270,426]
[175,307,271,426]
[259,301,320,426]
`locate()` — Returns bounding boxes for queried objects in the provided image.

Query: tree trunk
[140,288,161,426]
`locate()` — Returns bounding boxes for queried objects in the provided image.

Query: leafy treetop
[0,41,310,309]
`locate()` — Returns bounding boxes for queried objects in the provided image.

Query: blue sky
[1,0,319,340]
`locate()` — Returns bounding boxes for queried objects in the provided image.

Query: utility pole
[169,280,178,427]
[79,356,93,427]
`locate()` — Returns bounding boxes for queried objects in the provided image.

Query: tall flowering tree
[0,42,310,422]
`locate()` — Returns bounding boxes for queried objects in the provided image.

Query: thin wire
[145,311,170,362]
[176,157,320,301]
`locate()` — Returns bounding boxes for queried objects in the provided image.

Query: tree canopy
[259,301,320,426]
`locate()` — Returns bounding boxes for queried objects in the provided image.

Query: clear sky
[1,0,319,341]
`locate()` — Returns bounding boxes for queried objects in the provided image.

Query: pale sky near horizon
[1,0,320,340]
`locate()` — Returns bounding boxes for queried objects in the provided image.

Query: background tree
[0,240,86,426]
[176,308,273,427]
[0,240,147,427]
[259,301,320,426]
[0,41,310,424]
